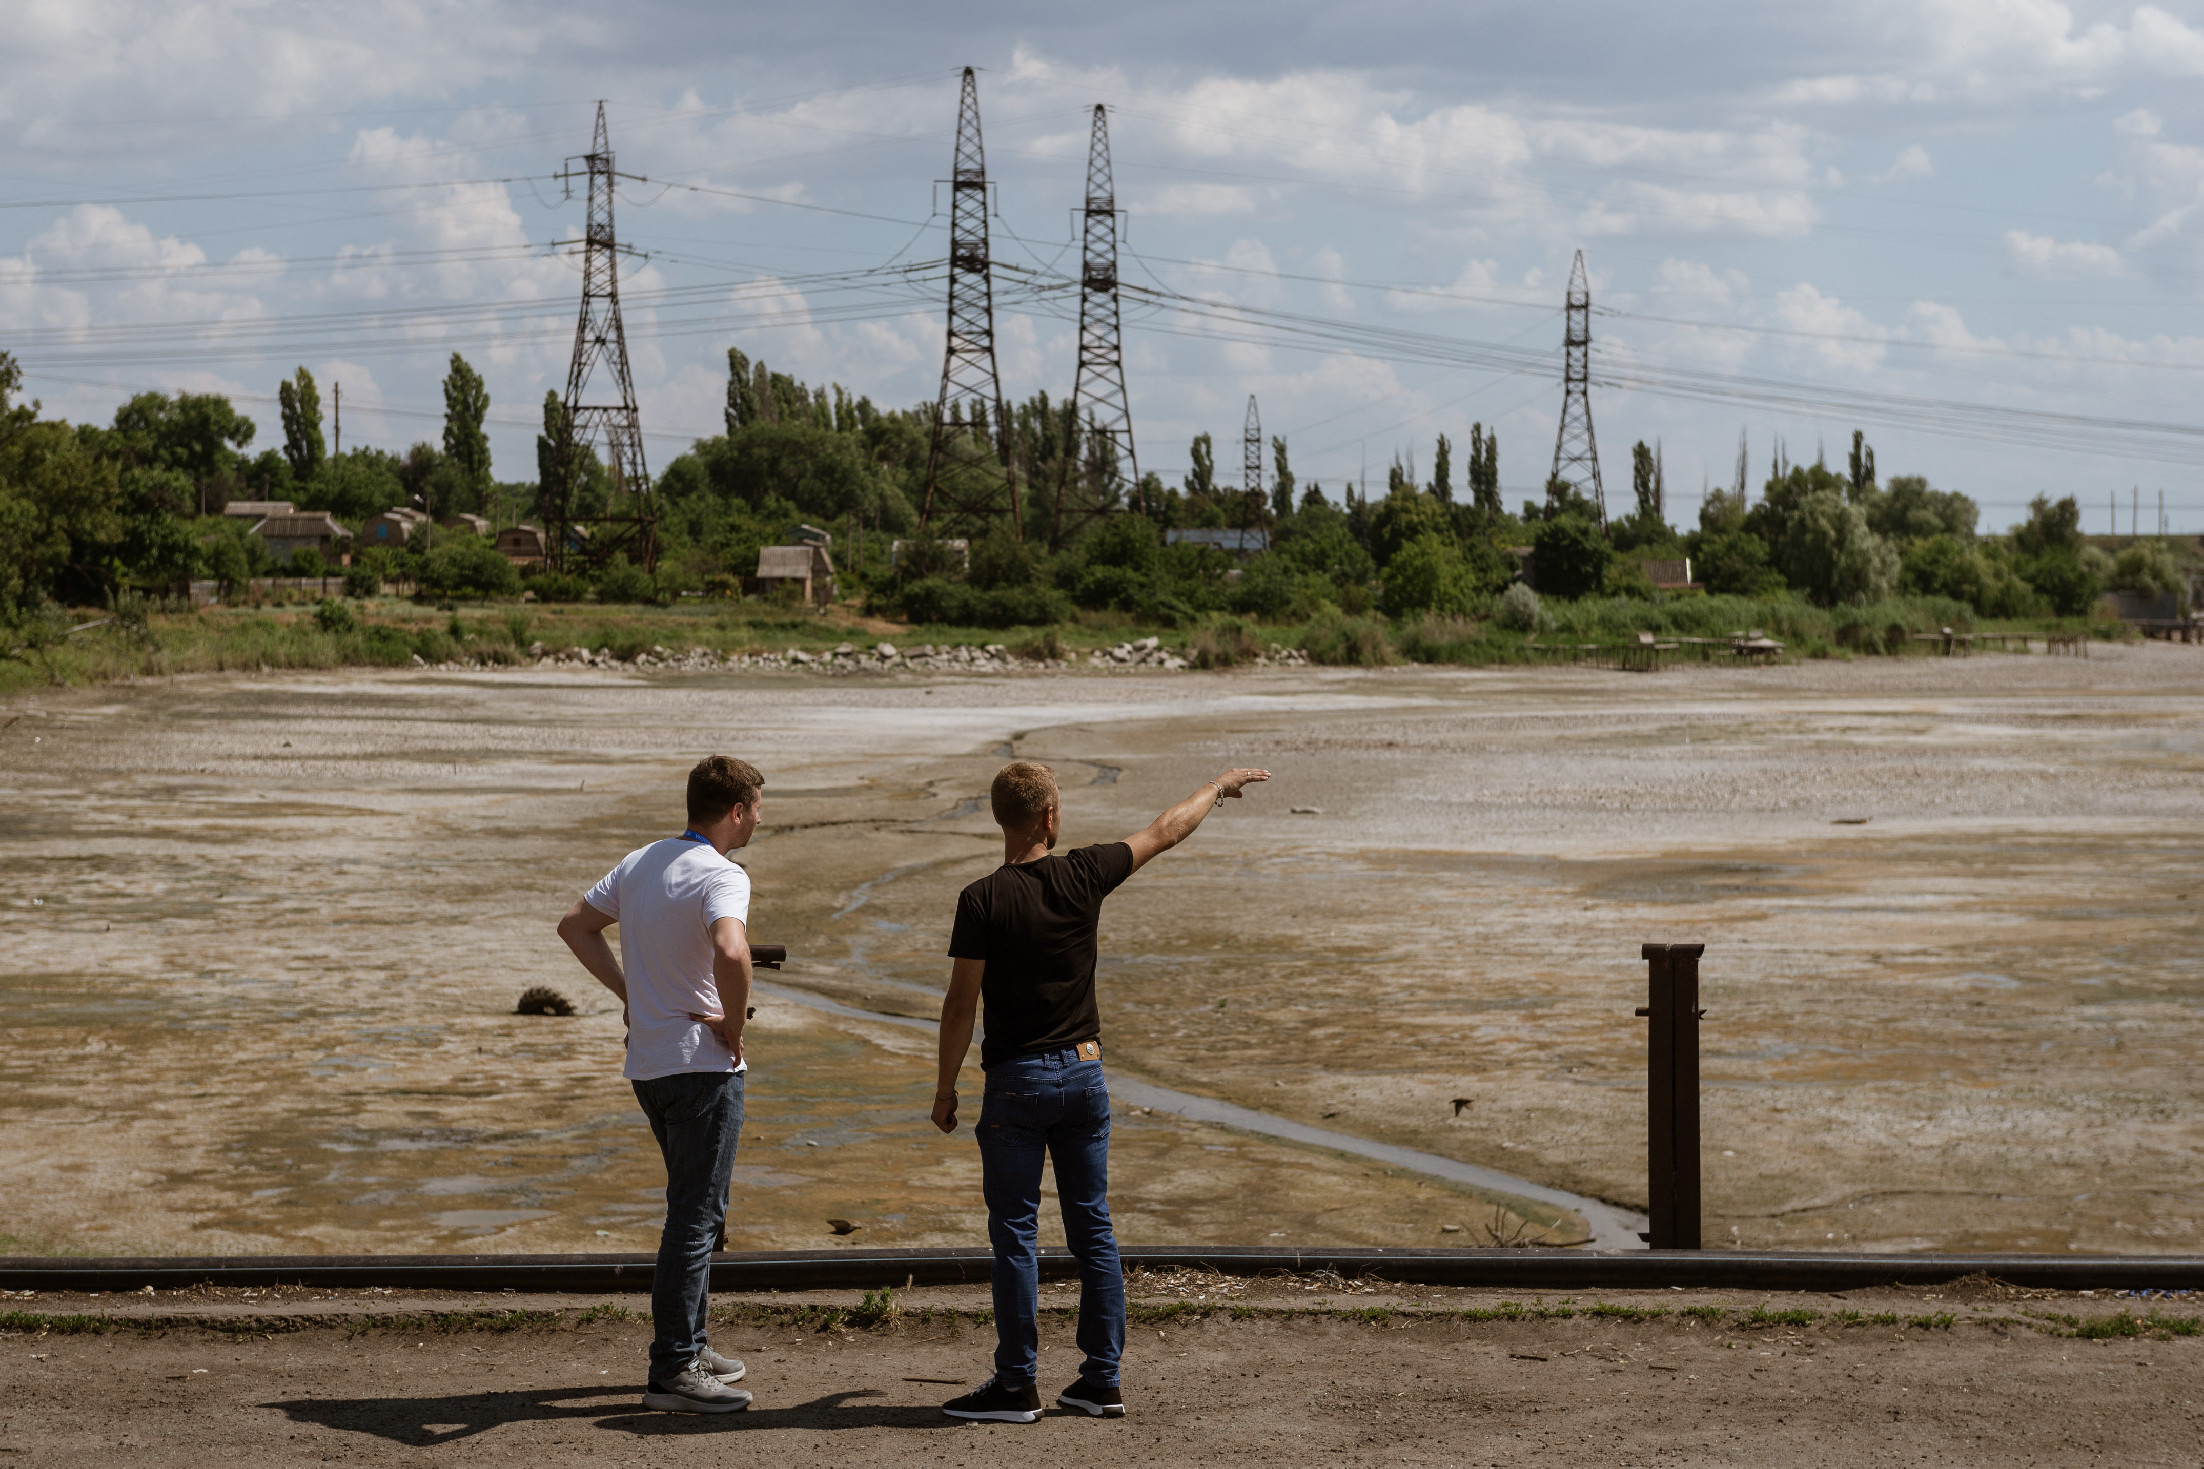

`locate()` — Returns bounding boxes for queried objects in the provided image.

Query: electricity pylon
[1241,394,1267,541]
[1051,103,1140,547]
[1548,249,1605,525]
[921,67,1020,539]
[546,101,655,571]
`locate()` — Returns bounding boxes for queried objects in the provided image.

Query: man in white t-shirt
[557,754,764,1414]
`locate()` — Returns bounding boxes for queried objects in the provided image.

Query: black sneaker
[942,1376,1042,1422]
[1057,1377,1126,1417]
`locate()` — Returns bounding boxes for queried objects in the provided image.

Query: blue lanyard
[678,830,711,845]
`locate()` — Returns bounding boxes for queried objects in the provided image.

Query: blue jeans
[631,1068,744,1384]
[976,1049,1124,1388]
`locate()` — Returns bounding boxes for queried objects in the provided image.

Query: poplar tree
[277,366,325,483]
[441,353,491,492]
[1431,433,1453,503]
[1270,435,1295,521]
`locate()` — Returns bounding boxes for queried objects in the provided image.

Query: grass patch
[2074,1311,2144,1339]
[1587,1303,1671,1321]
[1906,1312,1956,1330]
[1679,1305,1729,1323]
[2145,1311,2200,1337]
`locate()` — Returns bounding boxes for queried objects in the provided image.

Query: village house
[440,512,491,537]
[494,524,550,566]
[1640,557,1699,592]
[249,511,350,565]
[222,500,294,520]
[359,506,429,548]
[755,538,836,608]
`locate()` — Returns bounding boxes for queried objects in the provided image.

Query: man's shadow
[266,1386,969,1444]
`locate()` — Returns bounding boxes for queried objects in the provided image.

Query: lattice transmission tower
[921,68,1021,538]
[1242,394,1266,539]
[1051,103,1140,547]
[1548,248,1605,525]
[546,101,655,570]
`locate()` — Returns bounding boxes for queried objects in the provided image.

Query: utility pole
[546,101,655,571]
[921,67,1020,539]
[1243,394,1263,541]
[1052,104,1140,546]
[1550,249,1605,525]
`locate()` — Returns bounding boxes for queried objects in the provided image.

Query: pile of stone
[1087,637,1190,670]
[1256,644,1313,667]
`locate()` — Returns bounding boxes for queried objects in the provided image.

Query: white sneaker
[697,1346,746,1383]
[642,1363,752,1414]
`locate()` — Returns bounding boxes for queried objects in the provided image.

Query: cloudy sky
[6,1,2204,530]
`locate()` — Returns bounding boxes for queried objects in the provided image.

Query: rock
[1133,636,1161,652]
[410,653,427,667]
[528,641,546,656]
[875,642,898,658]
[789,648,815,665]
[834,643,854,656]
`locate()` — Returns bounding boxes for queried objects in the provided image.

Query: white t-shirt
[583,837,752,1081]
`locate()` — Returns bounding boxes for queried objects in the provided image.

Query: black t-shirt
[947,842,1136,1069]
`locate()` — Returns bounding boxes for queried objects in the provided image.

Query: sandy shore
[3,643,2201,1256]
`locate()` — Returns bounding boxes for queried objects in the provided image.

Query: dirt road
[3,1281,2196,1465]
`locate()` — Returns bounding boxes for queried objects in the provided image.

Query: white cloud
[1877,144,1934,182]
[2004,228,2125,277]
[1138,182,1259,217]
[1773,283,1887,372]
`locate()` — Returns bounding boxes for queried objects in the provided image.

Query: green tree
[108,391,256,513]
[277,367,325,483]
[1184,433,1217,501]
[1270,435,1295,522]
[1379,532,1477,617]
[1631,440,1659,518]
[1431,433,1453,504]
[724,347,762,433]
[2110,538,2182,598]
[1847,429,1876,498]
[1468,424,1501,517]
[1863,474,1976,542]
[440,353,491,501]
[1695,529,1785,596]
[1365,486,1452,568]
[0,419,126,611]
[1530,513,1612,599]
[1778,489,1898,605]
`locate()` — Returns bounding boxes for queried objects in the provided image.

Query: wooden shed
[755,542,836,608]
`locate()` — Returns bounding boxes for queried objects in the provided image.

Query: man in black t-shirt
[932,758,1270,1424]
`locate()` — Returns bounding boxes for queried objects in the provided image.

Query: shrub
[1379,534,1478,618]
[525,571,591,603]
[1697,530,1786,597]
[312,598,356,634]
[1495,582,1545,632]
[289,547,327,579]
[898,577,1070,629]
[1011,627,1064,661]
[1073,563,1147,612]
[419,536,521,598]
[341,564,380,598]
[1189,617,1259,669]
[593,558,657,605]
[1301,611,1395,666]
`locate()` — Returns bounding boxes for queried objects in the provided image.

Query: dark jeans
[976,1049,1124,1388]
[631,1068,744,1384]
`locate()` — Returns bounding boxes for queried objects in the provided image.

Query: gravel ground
[2,1279,2197,1466]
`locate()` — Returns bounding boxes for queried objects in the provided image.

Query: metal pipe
[4,1248,2199,1294]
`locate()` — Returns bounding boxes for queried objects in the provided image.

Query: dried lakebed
[3,646,2201,1257]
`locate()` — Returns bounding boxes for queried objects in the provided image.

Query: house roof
[224,500,295,518]
[251,513,348,539]
[757,545,817,578]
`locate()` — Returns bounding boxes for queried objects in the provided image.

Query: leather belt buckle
[1075,1040,1101,1061]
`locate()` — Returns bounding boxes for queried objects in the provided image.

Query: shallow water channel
[3,648,2200,1258]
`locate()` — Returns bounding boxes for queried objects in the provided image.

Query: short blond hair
[990,760,1058,831]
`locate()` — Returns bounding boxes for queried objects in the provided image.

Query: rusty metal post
[1637,943,1704,1249]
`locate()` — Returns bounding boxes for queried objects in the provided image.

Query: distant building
[1640,557,1699,591]
[1166,527,1268,557]
[890,538,968,570]
[2104,589,2180,623]
[755,541,836,608]
[494,524,550,566]
[359,507,429,548]
[790,523,832,547]
[439,513,491,537]
[223,500,295,520]
[249,512,349,564]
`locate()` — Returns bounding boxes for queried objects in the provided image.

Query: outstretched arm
[931,957,985,1133]
[1122,767,1271,873]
